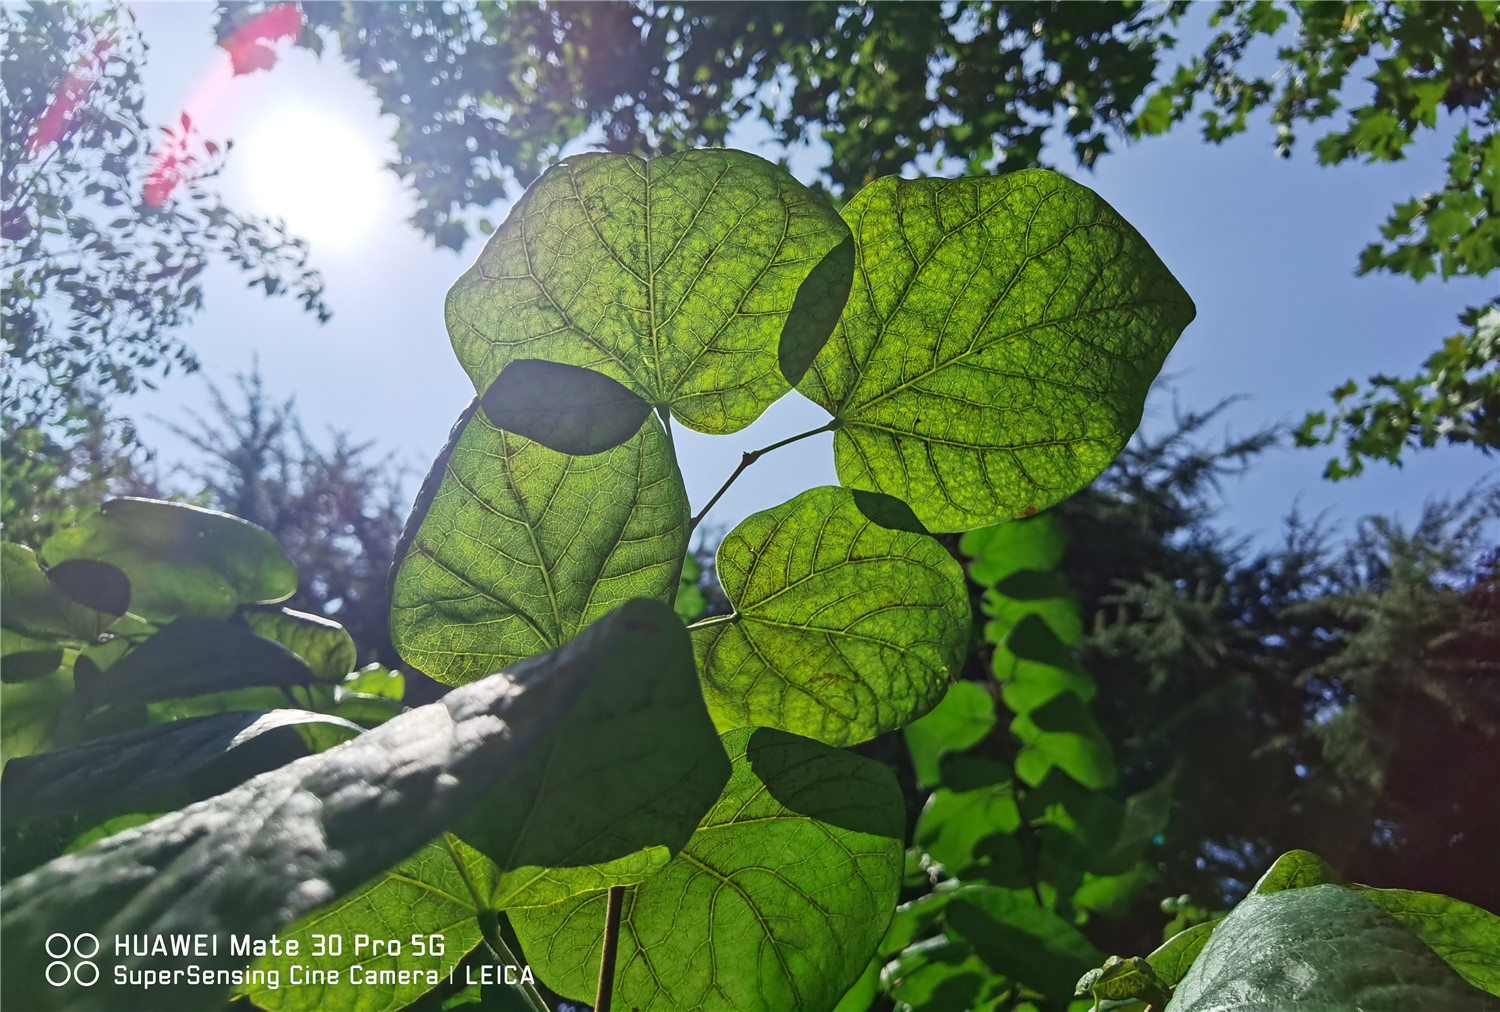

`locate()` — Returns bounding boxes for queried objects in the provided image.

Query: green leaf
[915,784,1021,873]
[1163,885,1500,1011]
[945,885,1104,998]
[341,663,405,700]
[511,726,905,1011]
[245,607,359,681]
[903,680,997,788]
[1,708,360,824]
[0,630,64,683]
[997,612,1095,714]
[243,837,498,1012]
[1144,920,1217,987]
[39,498,296,621]
[0,667,84,765]
[446,149,853,434]
[0,599,684,1012]
[392,406,688,684]
[1251,849,1342,894]
[74,617,314,709]
[1351,888,1500,998]
[458,595,729,908]
[479,359,651,456]
[799,170,1195,532]
[961,514,1068,587]
[0,543,115,642]
[1011,693,1116,790]
[693,485,970,746]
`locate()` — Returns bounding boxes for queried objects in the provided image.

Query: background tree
[230,0,1498,475]
[160,368,407,667]
[1,1,331,543]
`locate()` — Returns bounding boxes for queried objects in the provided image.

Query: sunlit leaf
[511,727,904,1011]
[800,170,1195,531]
[446,149,852,434]
[1,543,116,642]
[1164,885,1500,1011]
[693,485,970,746]
[903,680,997,788]
[392,406,688,684]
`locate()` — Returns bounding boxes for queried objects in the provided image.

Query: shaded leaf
[245,606,358,681]
[392,407,688,684]
[0,630,64,683]
[39,498,296,621]
[1,709,360,824]
[447,149,852,434]
[1,543,113,642]
[800,170,1195,531]
[74,617,314,710]
[945,885,1104,997]
[44,558,130,617]
[1145,920,1218,987]
[1351,887,1500,998]
[511,726,905,1011]
[693,485,970,746]
[0,599,688,1012]
[479,359,651,456]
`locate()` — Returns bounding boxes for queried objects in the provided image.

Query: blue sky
[124,3,1496,552]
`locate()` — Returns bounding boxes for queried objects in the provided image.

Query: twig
[689,420,837,533]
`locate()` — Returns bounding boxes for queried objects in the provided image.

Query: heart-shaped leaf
[0,543,116,642]
[446,149,853,434]
[39,498,296,621]
[693,485,970,746]
[800,169,1196,532]
[511,727,905,1012]
[391,403,689,684]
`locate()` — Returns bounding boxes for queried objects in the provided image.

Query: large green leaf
[244,607,358,682]
[458,595,730,907]
[1351,888,1500,998]
[1,709,360,825]
[692,485,970,746]
[511,727,905,1011]
[0,600,687,1011]
[0,543,116,642]
[799,169,1196,532]
[73,617,314,709]
[244,837,499,1012]
[1163,884,1500,1011]
[1011,692,1116,789]
[39,498,296,621]
[391,406,688,684]
[446,149,853,434]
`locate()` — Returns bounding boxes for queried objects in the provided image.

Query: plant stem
[689,420,837,533]
[595,885,626,1012]
[443,834,549,1012]
[657,405,675,454]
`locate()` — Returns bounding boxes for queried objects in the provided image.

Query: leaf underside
[693,485,970,747]
[799,169,1196,532]
[446,149,853,435]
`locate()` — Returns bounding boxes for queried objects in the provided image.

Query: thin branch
[595,885,626,1012]
[689,420,837,533]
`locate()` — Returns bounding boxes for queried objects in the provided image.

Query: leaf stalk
[595,884,627,1012]
[689,419,837,532]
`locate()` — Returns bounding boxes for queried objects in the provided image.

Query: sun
[242,107,381,246]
